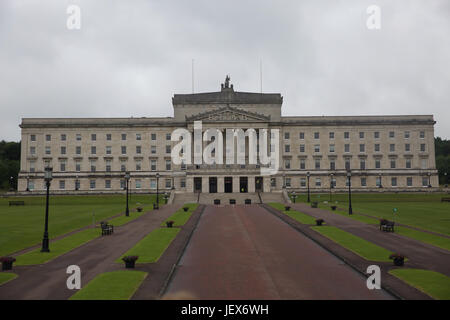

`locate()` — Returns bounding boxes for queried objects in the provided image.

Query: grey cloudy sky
[0,0,449,141]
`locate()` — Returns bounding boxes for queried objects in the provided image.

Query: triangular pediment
[186,106,270,122]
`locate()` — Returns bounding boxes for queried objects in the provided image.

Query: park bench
[100,222,114,236]
[441,197,450,202]
[9,201,24,206]
[380,220,395,232]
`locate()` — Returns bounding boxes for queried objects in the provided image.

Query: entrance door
[240,177,248,193]
[209,177,217,193]
[194,177,202,192]
[225,177,233,193]
[255,177,263,192]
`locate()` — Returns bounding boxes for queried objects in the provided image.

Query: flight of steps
[172,192,285,205]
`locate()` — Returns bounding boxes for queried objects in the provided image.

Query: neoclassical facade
[18,78,438,194]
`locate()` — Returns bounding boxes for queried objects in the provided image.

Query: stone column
[202,176,209,193]
[248,176,255,193]
[233,176,240,193]
[218,176,224,193]
[263,177,271,192]
[186,176,194,193]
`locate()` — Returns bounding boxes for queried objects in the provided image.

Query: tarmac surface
[164,205,394,299]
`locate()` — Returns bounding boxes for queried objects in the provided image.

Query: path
[164,205,393,299]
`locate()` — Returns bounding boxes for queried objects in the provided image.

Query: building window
[61,146,66,155]
[30,146,36,155]
[376,177,381,187]
[375,160,381,169]
[374,131,380,139]
[136,133,141,140]
[405,144,410,152]
[75,161,81,172]
[90,180,96,189]
[359,144,365,153]
[344,144,350,153]
[181,160,186,170]
[271,178,276,187]
[314,144,320,153]
[76,134,82,141]
[121,133,127,141]
[344,132,350,139]
[329,144,335,153]
[121,161,126,172]
[421,159,427,169]
[91,134,96,141]
[151,160,157,171]
[391,177,397,187]
[29,161,35,173]
[61,134,66,141]
[150,179,156,189]
[136,160,142,171]
[420,144,426,152]
[390,144,395,152]
[406,159,411,169]
[330,161,335,171]
[345,160,351,170]
[360,160,366,170]
[361,178,367,187]
[300,178,306,187]
[407,177,413,187]
[30,134,36,141]
[91,146,96,155]
[315,178,321,187]
[165,145,171,154]
[329,132,334,139]
[284,159,291,169]
[420,131,425,139]
[28,180,34,190]
[389,131,395,138]
[46,134,51,141]
[422,177,428,186]
[136,146,142,154]
[285,178,291,187]
[284,132,290,139]
[120,180,125,189]
[59,180,65,190]
[136,179,142,189]
[76,146,81,155]
[90,160,96,172]
[299,145,305,153]
[299,132,305,139]
[404,131,410,139]
[60,161,66,172]
[180,178,186,188]
[315,160,320,170]
[374,144,380,152]
[151,133,156,141]
[300,159,306,170]
[166,133,171,141]
[45,146,51,155]
[151,145,156,154]
[165,179,172,189]
[106,146,111,154]
[165,160,171,171]
[106,160,112,172]
[285,145,290,153]
[390,160,396,169]
[121,146,127,154]
[106,134,112,141]
[105,180,111,189]
[314,132,320,139]
[359,132,364,139]
[75,179,80,190]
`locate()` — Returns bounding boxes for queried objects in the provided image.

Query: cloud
[0,0,449,141]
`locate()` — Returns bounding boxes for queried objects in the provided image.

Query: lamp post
[9,176,14,191]
[445,172,448,188]
[329,173,334,202]
[75,175,79,191]
[306,172,311,203]
[347,170,353,215]
[125,171,130,216]
[428,172,432,188]
[41,167,53,252]
[292,191,297,203]
[156,173,160,209]
[282,174,286,189]
[26,176,30,192]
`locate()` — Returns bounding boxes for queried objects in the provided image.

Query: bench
[441,197,450,202]
[100,222,114,236]
[9,201,25,206]
[380,220,395,232]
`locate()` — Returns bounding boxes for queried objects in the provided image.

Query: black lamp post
[282,174,286,189]
[428,172,432,188]
[9,176,14,191]
[41,167,53,252]
[347,170,353,215]
[292,191,297,203]
[125,171,130,216]
[75,175,79,191]
[26,176,30,192]
[329,173,334,202]
[156,173,160,209]
[306,171,311,203]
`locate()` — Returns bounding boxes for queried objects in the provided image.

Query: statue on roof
[225,75,230,88]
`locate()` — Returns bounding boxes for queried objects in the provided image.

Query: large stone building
[18,77,438,196]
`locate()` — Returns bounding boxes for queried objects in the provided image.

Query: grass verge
[70,271,147,300]
[0,273,17,286]
[395,227,450,251]
[268,202,321,225]
[311,226,393,262]
[117,228,180,264]
[15,228,99,265]
[389,269,450,300]
[161,204,198,227]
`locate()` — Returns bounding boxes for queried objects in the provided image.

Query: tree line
[0,137,449,190]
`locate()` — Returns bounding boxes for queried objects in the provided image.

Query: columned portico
[218,176,225,193]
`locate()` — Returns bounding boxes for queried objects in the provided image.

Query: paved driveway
[164,205,393,299]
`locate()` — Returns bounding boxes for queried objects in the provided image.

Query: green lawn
[15,228,99,265]
[0,194,161,256]
[117,228,180,264]
[311,226,393,262]
[268,203,317,224]
[395,226,450,251]
[107,204,155,227]
[389,269,450,300]
[292,193,450,236]
[161,203,198,227]
[0,273,17,286]
[70,271,147,300]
